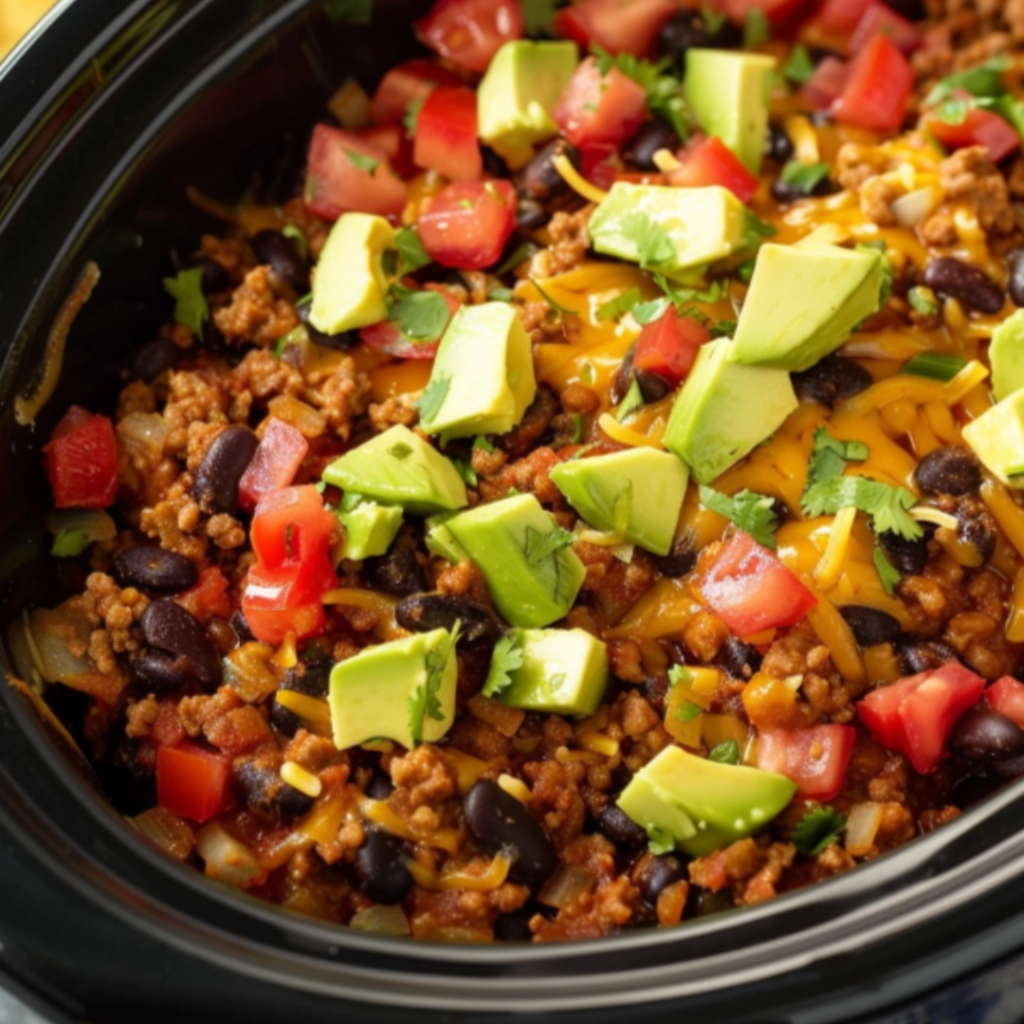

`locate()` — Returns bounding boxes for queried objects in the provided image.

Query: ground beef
[938,146,1016,237]
[214,266,299,347]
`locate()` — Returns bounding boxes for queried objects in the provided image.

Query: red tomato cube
[755,725,856,801]
[250,484,337,579]
[554,58,648,149]
[417,180,517,270]
[832,33,914,133]
[241,563,329,645]
[633,307,710,387]
[985,677,1024,730]
[43,407,119,509]
[369,59,462,126]
[926,107,1021,164]
[813,0,873,34]
[848,3,920,55]
[553,0,677,58]
[360,290,459,359]
[157,743,233,823]
[413,85,482,182]
[668,135,759,203]
[238,418,310,514]
[801,56,849,111]
[415,0,523,73]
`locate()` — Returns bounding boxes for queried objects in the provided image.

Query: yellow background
[0,0,57,61]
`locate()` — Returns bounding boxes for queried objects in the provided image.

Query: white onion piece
[845,802,883,857]
[131,807,195,862]
[891,187,938,228]
[349,904,411,935]
[196,823,261,888]
[27,607,92,684]
[116,412,169,461]
[47,508,117,544]
[537,865,595,909]
[6,616,42,689]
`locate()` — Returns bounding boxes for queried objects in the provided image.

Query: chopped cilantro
[791,804,846,856]
[708,740,740,765]
[482,630,525,697]
[458,198,475,210]
[618,210,677,269]
[632,297,670,325]
[743,8,770,47]
[779,160,831,196]
[655,274,727,311]
[710,318,737,338]
[473,435,495,454]
[524,525,575,567]
[451,455,478,487]
[388,442,413,460]
[592,46,692,140]
[273,337,288,359]
[344,148,379,176]
[323,0,374,22]
[51,528,90,558]
[742,212,777,254]
[804,428,869,491]
[932,97,970,126]
[496,242,538,277]
[388,285,450,340]
[647,826,675,856]
[615,377,645,423]
[907,287,939,317]
[804,477,922,540]
[416,373,451,425]
[531,278,579,317]
[782,44,815,86]
[873,546,901,596]
[924,55,1009,106]
[736,259,757,285]
[980,94,1024,139]
[596,287,642,322]
[403,96,425,135]
[667,664,692,688]
[701,5,728,34]
[282,224,308,260]
[676,700,703,723]
[394,227,433,276]
[163,267,209,337]
[698,485,779,549]
[572,413,586,444]
[407,622,461,745]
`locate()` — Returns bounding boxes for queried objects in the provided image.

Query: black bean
[635,369,673,403]
[516,198,549,231]
[994,754,1024,782]
[624,121,681,171]
[766,123,794,164]
[493,907,535,941]
[231,610,256,644]
[922,258,1005,314]
[839,605,902,647]
[895,637,960,676]
[952,771,1003,808]
[281,659,331,698]
[594,803,648,847]
[637,854,687,905]
[112,546,198,593]
[295,297,358,350]
[956,498,997,565]
[514,138,581,203]
[127,336,180,382]
[653,531,697,579]
[365,546,430,597]
[187,255,233,294]
[395,593,500,645]
[132,649,188,692]
[950,708,1024,762]
[481,146,509,179]
[356,829,414,905]
[716,638,763,679]
[1007,249,1024,308]
[882,0,925,19]
[914,446,982,497]
[612,344,638,405]
[692,887,735,918]
[270,703,302,737]
[141,599,222,685]
[793,355,872,407]
[878,529,929,575]
[364,773,395,801]
[464,780,558,888]
[656,8,740,60]
[231,756,314,823]
[251,229,309,293]
[501,387,558,458]
[194,426,258,515]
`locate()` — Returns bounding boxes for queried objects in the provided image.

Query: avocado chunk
[617,745,797,856]
[329,627,459,750]
[322,425,468,515]
[988,308,1024,401]
[549,448,689,556]
[339,498,403,561]
[310,213,395,335]
[729,243,883,372]
[419,303,537,440]
[588,184,752,282]
[492,627,609,715]
[685,49,776,175]
[963,387,1024,488]
[477,41,578,167]
[445,493,586,628]
[424,511,468,563]
[663,338,798,484]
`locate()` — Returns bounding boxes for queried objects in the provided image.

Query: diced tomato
[176,567,232,624]
[633,308,710,387]
[832,33,914,133]
[417,180,517,270]
[812,0,872,34]
[716,0,815,27]
[241,562,328,645]
[238,418,310,514]
[360,291,460,358]
[415,0,522,73]
[801,56,849,111]
[369,59,463,126]
[43,407,119,509]
[985,676,1024,729]
[553,0,677,58]
[925,107,1021,164]
[413,86,482,182]
[304,125,407,221]
[755,725,856,801]
[554,58,647,149]
[698,532,818,638]
[250,485,337,580]
[848,3,920,55]
[156,743,233,823]
[580,143,624,191]
[352,123,417,180]
[668,136,759,203]
[857,663,986,773]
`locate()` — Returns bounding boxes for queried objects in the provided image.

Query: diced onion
[26,607,93,685]
[845,802,884,857]
[116,412,169,462]
[350,904,411,935]
[537,865,596,909]
[196,823,262,888]
[266,395,327,438]
[131,806,196,862]
[891,186,938,228]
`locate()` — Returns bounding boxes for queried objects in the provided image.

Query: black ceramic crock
[3,3,1024,1022]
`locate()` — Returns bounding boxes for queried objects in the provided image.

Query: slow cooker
[4,2,1024,1021]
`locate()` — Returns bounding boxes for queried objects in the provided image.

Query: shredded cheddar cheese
[552,153,609,205]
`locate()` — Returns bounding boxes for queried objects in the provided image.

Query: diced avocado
[685,49,776,175]
[425,511,468,563]
[989,308,1024,401]
[663,338,798,485]
[445,493,586,628]
[339,500,403,560]
[419,303,537,440]
[617,745,797,857]
[329,627,458,750]
[310,213,395,335]
[729,243,883,372]
[963,387,1024,488]
[588,184,752,282]
[549,448,689,556]
[495,628,609,715]
[477,41,578,167]
[322,425,468,515]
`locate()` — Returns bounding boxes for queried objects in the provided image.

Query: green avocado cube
[339,501,403,561]
[445,493,586,628]
[329,627,459,750]
[963,387,1024,488]
[477,41,578,167]
[617,745,797,857]
[588,184,752,282]
[419,303,537,440]
[424,511,468,563]
[988,308,1024,401]
[685,49,776,175]
[310,213,395,335]
[729,243,883,371]
[322,425,468,516]
[549,448,689,556]
[663,338,798,485]
[495,628,609,715]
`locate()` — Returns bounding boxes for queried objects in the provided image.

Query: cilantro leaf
[708,740,740,765]
[323,0,374,22]
[907,287,939,317]
[618,211,677,270]
[710,318,737,338]
[932,97,970,126]
[163,267,209,337]
[676,700,703,723]
[51,528,90,558]
[742,212,777,254]
[633,297,671,325]
[647,825,676,856]
[743,8,770,47]
[698,485,779,549]
[873,546,901,596]
[417,373,451,425]
[779,160,831,196]
[782,43,815,86]
[804,428,869,491]
[394,228,432,276]
[791,804,846,856]
[667,664,692,688]
[522,0,561,35]
[451,455,478,487]
[591,46,692,140]
[473,435,495,453]
[615,377,645,423]
[924,55,1009,106]
[482,630,525,697]
[524,525,576,567]
[388,286,450,340]
[408,622,461,745]
[978,94,1024,140]
[654,274,727,310]
[596,287,642,322]
[404,96,424,135]
[495,241,538,277]
[531,278,579,317]
[344,148,379,176]
[736,259,756,284]
[803,476,923,540]
[282,224,308,260]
